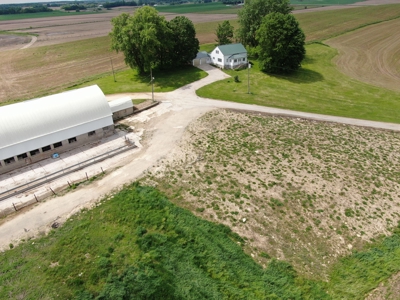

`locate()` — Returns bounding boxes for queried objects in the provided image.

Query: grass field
[197,44,400,124]
[71,66,207,94]
[0,10,102,21]
[155,2,240,14]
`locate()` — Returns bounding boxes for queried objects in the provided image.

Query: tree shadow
[130,66,206,90]
[267,68,324,84]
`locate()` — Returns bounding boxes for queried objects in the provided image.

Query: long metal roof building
[0,85,113,161]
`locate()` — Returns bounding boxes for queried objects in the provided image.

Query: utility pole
[150,68,154,102]
[247,62,251,94]
[110,57,116,82]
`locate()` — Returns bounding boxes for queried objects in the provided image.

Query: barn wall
[0,126,114,175]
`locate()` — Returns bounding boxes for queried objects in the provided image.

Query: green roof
[217,43,247,56]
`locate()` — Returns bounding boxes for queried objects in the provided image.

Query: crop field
[155,2,240,14]
[141,109,400,280]
[295,4,400,42]
[326,17,400,92]
[0,10,101,21]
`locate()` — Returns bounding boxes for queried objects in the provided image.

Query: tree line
[0,4,51,15]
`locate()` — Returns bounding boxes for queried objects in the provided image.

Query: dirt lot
[143,109,400,278]
[326,17,400,92]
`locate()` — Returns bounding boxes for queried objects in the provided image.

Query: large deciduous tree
[215,20,234,45]
[256,12,305,74]
[110,7,199,74]
[168,16,199,67]
[237,0,291,48]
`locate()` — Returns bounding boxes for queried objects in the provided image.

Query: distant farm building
[109,96,134,121]
[0,85,123,175]
[192,51,211,67]
[210,43,247,69]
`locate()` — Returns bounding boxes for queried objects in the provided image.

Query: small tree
[256,12,305,74]
[237,0,291,48]
[215,20,234,45]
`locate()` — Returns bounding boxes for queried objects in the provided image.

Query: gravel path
[0,64,399,251]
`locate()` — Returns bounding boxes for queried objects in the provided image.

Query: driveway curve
[1,64,399,251]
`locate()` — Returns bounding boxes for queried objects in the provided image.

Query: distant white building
[210,43,247,69]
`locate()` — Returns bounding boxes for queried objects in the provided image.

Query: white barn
[210,43,247,69]
[0,85,114,175]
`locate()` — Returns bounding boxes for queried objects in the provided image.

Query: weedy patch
[142,109,400,279]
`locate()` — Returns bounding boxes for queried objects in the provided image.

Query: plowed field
[326,18,400,92]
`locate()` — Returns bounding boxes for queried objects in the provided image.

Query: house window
[234,59,237,63]
[68,137,77,144]
[218,58,222,62]
[53,142,62,148]
[88,131,96,137]
[216,50,219,54]
[42,145,51,152]
[4,157,15,165]
[17,153,27,160]
[30,149,40,156]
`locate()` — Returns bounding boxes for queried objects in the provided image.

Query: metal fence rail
[0,143,137,202]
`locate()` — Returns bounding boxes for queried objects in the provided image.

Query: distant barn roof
[0,85,113,160]
[217,43,247,56]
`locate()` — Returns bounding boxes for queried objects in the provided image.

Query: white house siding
[210,47,225,68]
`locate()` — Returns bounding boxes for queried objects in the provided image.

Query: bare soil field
[142,109,400,279]
[326,17,400,92]
[0,10,236,50]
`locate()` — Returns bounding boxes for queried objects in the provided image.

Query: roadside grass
[0,183,328,299]
[196,43,400,124]
[0,10,102,21]
[296,4,400,42]
[0,30,37,37]
[71,66,207,94]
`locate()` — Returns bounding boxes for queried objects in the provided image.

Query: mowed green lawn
[197,44,400,124]
[72,66,207,95]
[0,10,102,21]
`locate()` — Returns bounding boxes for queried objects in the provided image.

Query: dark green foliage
[328,229,400,298]
[216,20,234,45]
[0,183,329,299]
[256,12,305,74]
[237,0,292,48]
[167,16,199,68]
[110,7,199,75]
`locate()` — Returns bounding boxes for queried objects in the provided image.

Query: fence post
[12,203,17,211]
[101,167,105,175]
[34,194,38,202]
[49,187,56,196]
[86,172,89,180]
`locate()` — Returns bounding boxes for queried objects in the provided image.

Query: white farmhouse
[210,43,247,69]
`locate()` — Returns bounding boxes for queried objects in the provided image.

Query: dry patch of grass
[141,109,400,279]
